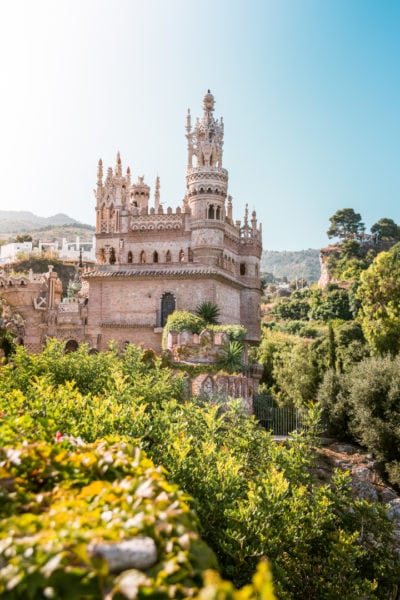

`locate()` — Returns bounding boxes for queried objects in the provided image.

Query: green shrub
[162,311,205,348]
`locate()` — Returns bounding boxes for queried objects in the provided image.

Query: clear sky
[0,0,399,250]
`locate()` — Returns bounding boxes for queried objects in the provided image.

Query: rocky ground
[316,441,400,568]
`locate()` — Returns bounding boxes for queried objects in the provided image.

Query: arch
[140,250,146,264]
[179,249,185,262]
[161,292,176,327]
[153,250,159,263]
[65,339,79,353]
[208,204,215,219]
[165,250,171,263]
[109,247,116,264]
[216,206,221,220]
[127,251,133,264]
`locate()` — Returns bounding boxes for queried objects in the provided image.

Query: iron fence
[253,394,307,436]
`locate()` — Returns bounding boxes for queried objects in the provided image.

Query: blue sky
[0,0,398,250]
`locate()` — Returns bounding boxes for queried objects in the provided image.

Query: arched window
[179,249,185,262]
[208,205,215,219]
[99,248,106,264]
[166,250,171,263]
[109,247,116,264]
[161,292,176,327]
[188,248,194,263]
[216,206,221,220]
[153,251,159,263]
[65,339,79,353]
[127,251,133,264]
[240,263,246,276]
[140,250,146,264]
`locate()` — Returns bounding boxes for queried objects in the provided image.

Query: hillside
[0,211,95,244]
[0,210,94,234]
[261,248,320,283]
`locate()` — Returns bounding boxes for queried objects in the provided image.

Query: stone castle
[1,91,262,354]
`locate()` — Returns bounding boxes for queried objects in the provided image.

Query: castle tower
[185,91,228,266]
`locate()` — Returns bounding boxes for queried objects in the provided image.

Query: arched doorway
[161,292,175,327]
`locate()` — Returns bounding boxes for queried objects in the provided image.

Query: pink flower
[55,431,63,442]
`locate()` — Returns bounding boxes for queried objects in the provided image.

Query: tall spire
[186,90,224,169]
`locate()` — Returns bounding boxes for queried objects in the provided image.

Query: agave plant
[195,301,221,325]
[217,340,244,374]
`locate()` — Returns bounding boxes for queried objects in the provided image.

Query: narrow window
[240,263,246,276]
[109,248,116,264]
[208,205,215,219]
[166,250,171,263]
[140,250,146,264]
[127,251,133,264]
[188,248,194,263]
[179,249,185,262]
[153,251,159,263]
[161,292,176,327]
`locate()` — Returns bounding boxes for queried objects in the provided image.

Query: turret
[185,91,229,265]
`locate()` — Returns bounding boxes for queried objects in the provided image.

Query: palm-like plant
[195,301,221,325]
[217,341,244,374]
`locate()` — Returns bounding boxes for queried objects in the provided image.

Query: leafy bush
[271,299,310,321]
[0,344,398,597]
[162,311,205,348]
[208,324,247,344]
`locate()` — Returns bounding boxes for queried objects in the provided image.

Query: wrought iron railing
[253,394,308,436]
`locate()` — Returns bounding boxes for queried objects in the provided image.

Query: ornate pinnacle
[244,203,249,228]
[116,152,122,177]
[97,159,103,185]
[154,175,160,210]
[126,166,131,186]
[186,108,191,132]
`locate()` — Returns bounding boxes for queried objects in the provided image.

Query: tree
[357,243,400,355]
[370,217,400,240]
[327,208,365,240]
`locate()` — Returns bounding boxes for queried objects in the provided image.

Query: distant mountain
[0,211,92,233]
[261,249,321,283]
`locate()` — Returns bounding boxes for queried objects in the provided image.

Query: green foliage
[0,344,398,597]
[271,299,310,321]
[327,208,365,240]
[208,324,247,344]
[271,342,321,407]
[357,243,400,355]
[162,310,205,348]
[195,301,221,325]
[216,341,244,373]
[371,217,399,240]
[319,354,400,488]
[0,437,219,598]
[309,289,352,321]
